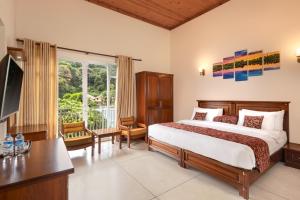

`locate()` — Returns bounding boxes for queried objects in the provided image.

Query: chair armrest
[119,125,130,131]
[59,131,65,139]
[85,128,97,137]
[137,123,147,128]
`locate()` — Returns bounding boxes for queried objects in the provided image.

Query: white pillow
[238,109,284,131]
[191,107,223,121]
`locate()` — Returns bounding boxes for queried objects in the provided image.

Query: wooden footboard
[182,149,251,199]
[148,136,284,200]
[148,137,182,165]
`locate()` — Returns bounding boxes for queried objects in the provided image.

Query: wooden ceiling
[86,0,230,30]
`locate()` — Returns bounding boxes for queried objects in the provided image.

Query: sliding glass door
[58,56,117,130]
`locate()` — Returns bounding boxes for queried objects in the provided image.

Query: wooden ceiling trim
[86,0,230,30]
[133,0,187,20]
[172,0,230,29]
[87,0,174,29]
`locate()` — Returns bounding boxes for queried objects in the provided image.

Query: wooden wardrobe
[136,71,173,126]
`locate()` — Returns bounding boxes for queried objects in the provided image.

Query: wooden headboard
[197,100,290,142]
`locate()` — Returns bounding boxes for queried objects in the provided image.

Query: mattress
[148,120,287,170]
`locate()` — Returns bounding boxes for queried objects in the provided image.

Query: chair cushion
[64,135,93,147]
[122,128,146,136]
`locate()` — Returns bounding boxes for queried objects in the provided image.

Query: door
[159,75,173,108]
[159,74,173,122]
[147,73,160,110]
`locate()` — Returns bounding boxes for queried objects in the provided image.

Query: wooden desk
[0,138,74,200]
[93,128,122,153]
[7,124,48,141]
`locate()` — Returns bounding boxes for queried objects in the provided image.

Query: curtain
[116,56,135,120]
[16,39,58,139]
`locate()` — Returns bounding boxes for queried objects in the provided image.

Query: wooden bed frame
[148,100,290,199]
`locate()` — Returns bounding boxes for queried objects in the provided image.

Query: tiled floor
[69,141,300,200]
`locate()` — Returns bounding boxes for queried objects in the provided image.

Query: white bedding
[148,120,287,170]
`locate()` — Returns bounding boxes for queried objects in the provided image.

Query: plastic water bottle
[15,133,25,155]
[2,134,14,157]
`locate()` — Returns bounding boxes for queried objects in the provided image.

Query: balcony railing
[59,106,116,131]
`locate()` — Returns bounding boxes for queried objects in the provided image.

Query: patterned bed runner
[161,122,270,172]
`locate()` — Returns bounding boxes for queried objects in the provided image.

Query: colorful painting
[234,50,248,81]
[264,51,280,71]
[212,50,280,82]
[213,62,223,77]
[223,56,235,79]
[248,50,263,76]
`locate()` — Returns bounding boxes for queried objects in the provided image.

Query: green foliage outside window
[58,60,116,129]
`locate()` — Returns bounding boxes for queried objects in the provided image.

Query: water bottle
[15,133,25,155]
[2,134,14,157]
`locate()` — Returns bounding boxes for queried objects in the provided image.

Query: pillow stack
[238,109,285,131]
[191,107,223,121]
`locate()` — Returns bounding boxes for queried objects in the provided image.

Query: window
[58,53,117,130]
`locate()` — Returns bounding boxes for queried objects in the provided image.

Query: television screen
[0,54,23,121]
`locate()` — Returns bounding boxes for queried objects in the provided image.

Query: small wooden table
[284,143,300,169]
[93,128,122,153]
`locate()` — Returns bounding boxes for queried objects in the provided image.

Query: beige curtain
[16,39,58,139]
[116,56,135,120]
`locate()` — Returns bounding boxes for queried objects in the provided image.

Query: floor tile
[253,163,300,200]
[69,163,154,200]
[119,152,198,196]
[68,141,300,200]
[158,173,243,200]
[250,186,288,200]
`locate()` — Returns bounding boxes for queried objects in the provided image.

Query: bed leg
[239,172,250,200]
[147,137,151,151]
[179,149,187,168]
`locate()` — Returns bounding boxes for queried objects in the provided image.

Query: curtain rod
[16,38,142,61]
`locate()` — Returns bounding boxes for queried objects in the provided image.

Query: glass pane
[88,64,107,130]
[108,64,117,77]
[58,60,83,123]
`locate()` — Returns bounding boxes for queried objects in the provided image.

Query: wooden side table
[93,128,122,153]
[284,143,300,169]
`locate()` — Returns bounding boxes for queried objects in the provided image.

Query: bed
[147,100,290,200]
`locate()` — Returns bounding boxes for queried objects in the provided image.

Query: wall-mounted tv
[0,54,23,121]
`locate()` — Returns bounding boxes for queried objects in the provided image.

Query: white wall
[15,0,170,73]
[0,18,5,58]
[0,18,6,140]
[0,0,16,46]
[171,0,300,143]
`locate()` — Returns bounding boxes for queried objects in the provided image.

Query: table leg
[112,135,115,144]
[98,137,101,154]
[119,135,122,149]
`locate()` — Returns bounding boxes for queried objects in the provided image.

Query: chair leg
[127,135,131,148]
[92,143,95,156]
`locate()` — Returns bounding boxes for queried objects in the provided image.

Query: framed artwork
[213,62,223,77]
[212,50,280,82]
[223,56,235,79]
[248,50,263,76]
[264,51,280,71]
[234,50,248,81]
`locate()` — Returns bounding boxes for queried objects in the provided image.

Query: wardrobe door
[147,109,161,124]
[146,74,159,109]
[159,74,173,122]
[160,109,173,123]
[146,73,160,125]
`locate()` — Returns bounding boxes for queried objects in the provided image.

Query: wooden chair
[60,121,96,156]
[118,116,147,148]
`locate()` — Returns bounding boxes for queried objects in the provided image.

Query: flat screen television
[0,54,23,121]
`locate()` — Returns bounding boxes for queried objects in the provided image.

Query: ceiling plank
[86,0,230,30]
